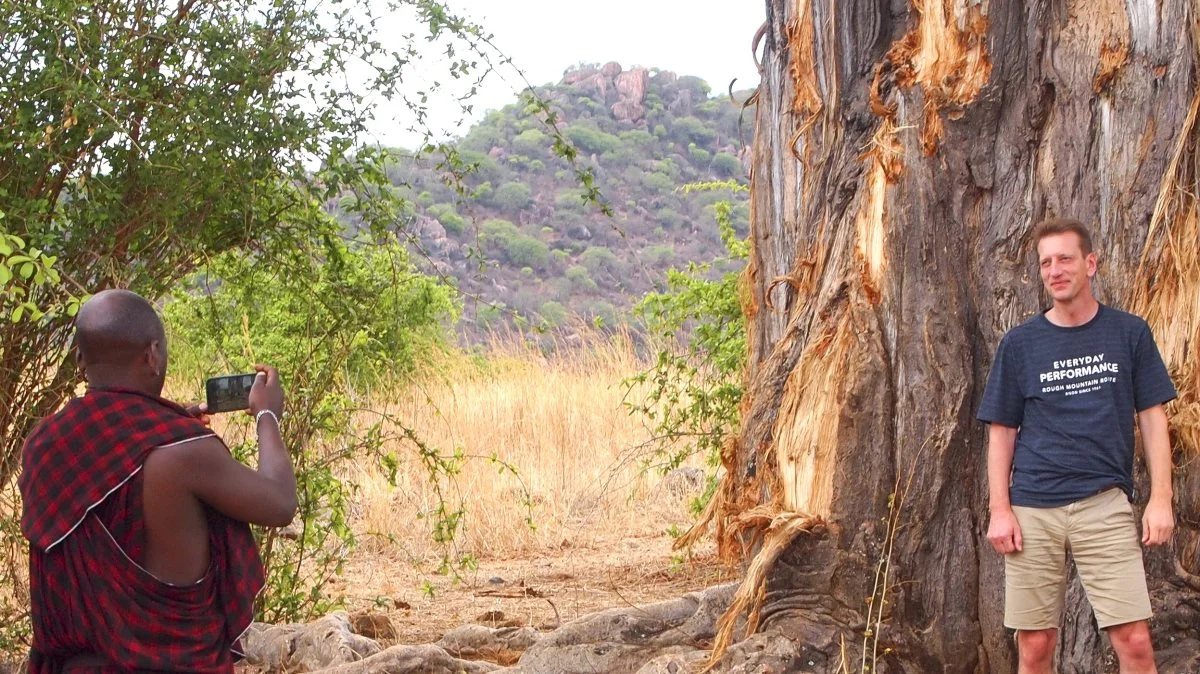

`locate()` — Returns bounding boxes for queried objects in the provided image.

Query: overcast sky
[368,1,766,147]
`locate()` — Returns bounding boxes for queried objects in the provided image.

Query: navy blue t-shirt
[977,304,1176,507]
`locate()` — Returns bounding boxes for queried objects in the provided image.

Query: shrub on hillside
[580,246,619,274]
[676,75,712,100]
[554,188,588,212]
[511,128,549,156]
[711,151,742,178]
[565,265,598,292]
[645,244,676,266]
[585,300,619,328]
[504,235,551,270]
[428,203,468,235]
[457,150,506,184]
[619,129,654,145]
[459,124,506,153]
[492,181,532,212]
[538,300,569,327]
[671,116,715,146]
[481,218,519,247]
[656,207,685,230]
[640,172,674,193]
[564,124,621,155]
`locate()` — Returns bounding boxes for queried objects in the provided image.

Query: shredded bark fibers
[703,514,825,670]
[787,0,823,138]
[772,305,864,516]
[1130,80,1200,457]
[1093,38,1130,93]
[885,0,992,154]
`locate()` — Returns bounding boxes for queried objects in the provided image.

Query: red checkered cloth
[19,388,265,674]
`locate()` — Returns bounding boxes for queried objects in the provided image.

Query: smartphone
[204,373,258,413]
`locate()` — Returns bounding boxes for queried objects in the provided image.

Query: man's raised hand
[247,364,284,418]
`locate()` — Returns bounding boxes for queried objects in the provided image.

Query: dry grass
[345,329,703,566]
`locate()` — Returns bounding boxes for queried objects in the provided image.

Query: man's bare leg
[1107,620,1156,674]
[1017,628,1057,674]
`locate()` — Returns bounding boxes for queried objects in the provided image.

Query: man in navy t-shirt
[978,218,1176,674]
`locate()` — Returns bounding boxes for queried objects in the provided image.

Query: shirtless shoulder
[142,435,228,584]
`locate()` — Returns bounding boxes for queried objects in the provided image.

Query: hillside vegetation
[351,62,755,336]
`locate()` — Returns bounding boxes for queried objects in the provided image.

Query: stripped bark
[697,0,1200,672]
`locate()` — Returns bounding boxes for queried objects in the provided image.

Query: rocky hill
[360,62,755,337]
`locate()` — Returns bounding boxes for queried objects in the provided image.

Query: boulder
[612,67,650,123]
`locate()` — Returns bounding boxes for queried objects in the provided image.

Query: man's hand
[1142,498,1174,546]
[987,507,1024,554]
[184,402,211,427]
[247,364,285,418]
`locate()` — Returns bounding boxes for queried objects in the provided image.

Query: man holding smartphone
[19,289,298,673]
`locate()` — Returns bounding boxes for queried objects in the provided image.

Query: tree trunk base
[239,554,1199,674]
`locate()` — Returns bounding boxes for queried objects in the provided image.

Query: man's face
[1037,232,1096,304]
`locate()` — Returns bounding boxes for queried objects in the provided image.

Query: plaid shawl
[19,388,265,674]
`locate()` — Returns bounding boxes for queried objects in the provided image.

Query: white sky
[367,0,766,148]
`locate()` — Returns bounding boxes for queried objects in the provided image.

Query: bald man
[19,289,297,674]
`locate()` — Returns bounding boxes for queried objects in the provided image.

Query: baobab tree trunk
[696,0,1200,672]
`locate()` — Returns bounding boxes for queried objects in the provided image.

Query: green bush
[640,172,674,193]
[565,265,598,292]
[480,218,519,247]
[600,145,640,168]
[456,150,506,184]
[585,300,618,328]
[503,235,550,270]
[554,188,587,212]
[471,181,494,202]
[619,129,654,145]
[476,303,505,328]
[676,75,712,100]
[492,181,532,212]
[427,203,467,235]
[688,145,711,165]
[656,208,685,230]
[711,152,742,178]
[671,116,715,146]
[164,237,457,621]
[645,244,676,266]
[579,246,619,274]
[539,300,569,327]
[459,124,506,154]
[624,181,749,510]
[511,128,549,155]
[564,124,621,155]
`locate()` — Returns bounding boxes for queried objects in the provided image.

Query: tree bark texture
[710,0,1200,671]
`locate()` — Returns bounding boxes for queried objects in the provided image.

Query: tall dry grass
[0,328,702,634]
[348,328,697,565]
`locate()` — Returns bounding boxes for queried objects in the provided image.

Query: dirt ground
[327,530,734,646]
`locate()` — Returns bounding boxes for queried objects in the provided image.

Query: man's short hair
[1033,217,1093,255]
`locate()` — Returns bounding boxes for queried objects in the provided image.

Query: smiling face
[1037,231,1097,306]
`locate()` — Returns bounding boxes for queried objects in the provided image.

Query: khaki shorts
[1005,487,1151,630]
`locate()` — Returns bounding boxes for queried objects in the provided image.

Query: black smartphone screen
[205,373,257,413]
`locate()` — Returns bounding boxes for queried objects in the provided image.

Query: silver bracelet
[256,409,280,428]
